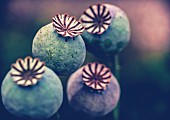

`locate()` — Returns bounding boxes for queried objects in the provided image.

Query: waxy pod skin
[80,3,130,57]
[1,57,63,119]
[67,62,120,117]
[32,14,86,76]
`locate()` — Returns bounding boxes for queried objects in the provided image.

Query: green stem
[114,100,120,120]
[114,55,120,79]
[113,55,120,120]
[108,55,120,120]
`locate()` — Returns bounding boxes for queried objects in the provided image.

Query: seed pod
[1,57,63,119]
[80,3,130,57]
[67,62,120,116]
[32,13,86,76]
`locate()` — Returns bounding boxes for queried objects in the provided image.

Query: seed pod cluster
[1,2,130,119]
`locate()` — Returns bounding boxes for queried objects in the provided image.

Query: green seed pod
[32,13,86,76]
[80,3,130,57]
[67,62,120,116]
[1,57,63,119]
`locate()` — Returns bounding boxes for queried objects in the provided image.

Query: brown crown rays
[82,62,111,91]
[52,13,84,41]
[80,4,112,34]
[10,57,45,86]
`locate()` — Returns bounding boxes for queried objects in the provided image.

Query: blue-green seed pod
[1,57,63,119]
[32,14,86,76]
[80,3,130,57]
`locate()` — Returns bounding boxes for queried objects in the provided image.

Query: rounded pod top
[80,4,112,34]
[80,3,130,58]
[32,13,86,76]
[52,13,84,38]
[10,56,45,86]
[82,62,111,91]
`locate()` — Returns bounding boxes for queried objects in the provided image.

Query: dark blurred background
[0,0,170,120]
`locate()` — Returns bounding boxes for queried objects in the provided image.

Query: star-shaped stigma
[82,62,111,91]
[10,57,45,86]
[80,4,112,34]
[52,13,84,38]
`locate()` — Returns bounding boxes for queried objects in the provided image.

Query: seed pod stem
[109,55,120,120]
[114,55,120,120]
